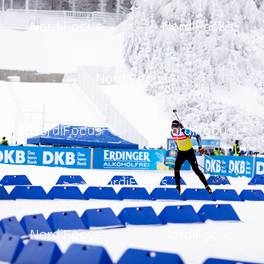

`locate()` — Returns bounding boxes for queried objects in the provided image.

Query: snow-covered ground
[0,164,264,264]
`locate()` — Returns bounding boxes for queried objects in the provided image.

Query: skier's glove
[199,146,205,155]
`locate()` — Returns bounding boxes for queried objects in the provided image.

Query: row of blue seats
[0,175,86,186]
[0,175,199,186]
[1,185,264,201]
[1,174,264,186]
[0,233,256,264]
[0,204,240,238]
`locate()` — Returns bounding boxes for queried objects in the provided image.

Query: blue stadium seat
[57,244,113,264]
[118,207,162,226]
[0,216,26,236]
[160,176,186,186]
[0,234,24,263]
[150,188,182,200]
[182,188,213,201]
[118,187,151,200]
[15,240,62,264]
[248,175,264,185]
[83,187,120,200]
[20,214,52,235]
[212,189,241,201]
[0,186,11,200]
[117,248,184,264]
[203,257,258,264]
[81,208,124,229]
[48,186,84,200]
[198,204,240,222]
[0,175,32,186]
[239,189,264,201]
[56,175,86,185]
[207,176,230,185]
[159,205,202,224]
[47,211,85,232]
[10,186,48,199]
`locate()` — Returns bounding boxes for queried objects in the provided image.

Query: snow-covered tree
[124,0,264,151]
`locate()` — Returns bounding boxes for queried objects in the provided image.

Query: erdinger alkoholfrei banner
[93,148,191,170]
[0,145,91,169]
[204,155,254,177]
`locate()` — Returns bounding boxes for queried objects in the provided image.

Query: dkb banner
[204,155,254,177]
[93,149,191,170]
[255,157,264,177]
[0,145,91,169]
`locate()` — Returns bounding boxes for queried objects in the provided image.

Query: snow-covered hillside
[0,25,171,147]
[0,81,106,144]
[123,0,264,151]
[0,26,120,73]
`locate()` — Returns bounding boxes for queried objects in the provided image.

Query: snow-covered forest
[124,0,264,151]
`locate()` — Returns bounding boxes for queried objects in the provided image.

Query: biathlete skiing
[171,119,212,194]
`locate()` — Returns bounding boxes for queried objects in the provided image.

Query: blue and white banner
[204,156,254,177]
[255,157,264,177]
[0,145,91,169]
[93,149,186,170]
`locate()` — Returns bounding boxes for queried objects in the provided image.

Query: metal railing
[0,9,127,28]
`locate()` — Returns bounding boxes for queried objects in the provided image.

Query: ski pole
[197,163,212,174]
[173,109,183,125]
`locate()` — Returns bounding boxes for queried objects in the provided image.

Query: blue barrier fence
[0,145,263,176]
[0,146,190,171]
[204,155,264,178]
[0,145,91,169]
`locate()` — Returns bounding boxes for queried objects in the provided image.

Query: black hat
[171,120,182,129]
